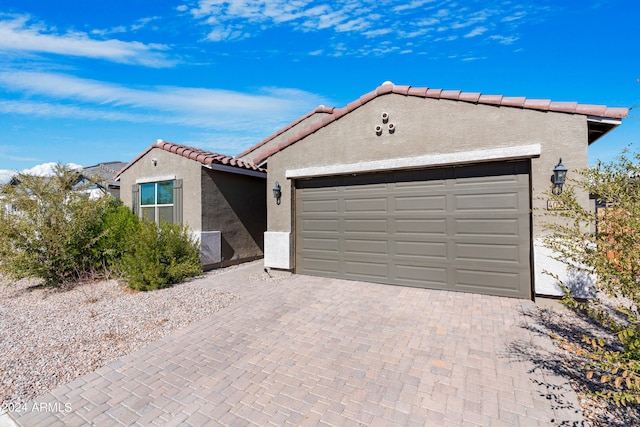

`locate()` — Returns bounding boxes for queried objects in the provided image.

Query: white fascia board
[286,144,541,179]
[204,163,267,179]
[587,116,623,126]
[135,175,177,184]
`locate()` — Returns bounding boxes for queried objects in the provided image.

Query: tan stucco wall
[119,147,203,232]
[201,169,266,263]
[267,95,589,237]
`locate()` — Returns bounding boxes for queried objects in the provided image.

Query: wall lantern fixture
[273,181,282,205]
[551,158,568,195]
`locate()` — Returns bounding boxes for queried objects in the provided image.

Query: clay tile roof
[114,140,265,180]
[251,82,628,165]
[236,105,334,159]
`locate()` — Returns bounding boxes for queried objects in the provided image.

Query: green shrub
[0,165,111,286]
[117,220,202,291]
[0,164,202,290]
[93,200,140,272]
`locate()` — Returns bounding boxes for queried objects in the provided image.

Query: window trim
[140,181,174,224]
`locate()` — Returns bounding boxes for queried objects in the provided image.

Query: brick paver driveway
[8,261,585,426]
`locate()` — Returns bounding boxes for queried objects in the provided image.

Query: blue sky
[0,0,638,182]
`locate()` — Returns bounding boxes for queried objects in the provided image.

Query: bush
[0,165,111,286]
[544,148,640,406]
[93,200,140,272]
[117,220,202,291]
[0,165,202,290]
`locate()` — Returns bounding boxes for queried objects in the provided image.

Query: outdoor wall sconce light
[551,158,568,195]
[273,181,282,205]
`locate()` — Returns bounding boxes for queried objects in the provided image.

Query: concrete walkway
[7,262,585,426]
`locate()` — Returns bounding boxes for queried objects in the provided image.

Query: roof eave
[587,116,624,145]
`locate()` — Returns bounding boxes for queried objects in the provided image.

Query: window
[140,181,174,224]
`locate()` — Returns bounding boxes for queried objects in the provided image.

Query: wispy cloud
[90,16,162,37]
[183,0,548,59]
[0,70,330,134]
[464,26,488,38]
[0,14,174,67]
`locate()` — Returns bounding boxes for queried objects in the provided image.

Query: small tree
[0,164,111,286]
[544,148,640,406]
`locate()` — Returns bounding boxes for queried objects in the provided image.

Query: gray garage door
[295,161,531,298]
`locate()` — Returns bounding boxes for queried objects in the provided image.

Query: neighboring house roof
[250,82,629,165]
[6,172,107,195]
[82,161,127,188]
[115,140,266,180]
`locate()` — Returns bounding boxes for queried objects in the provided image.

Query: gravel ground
[0,272,240,411]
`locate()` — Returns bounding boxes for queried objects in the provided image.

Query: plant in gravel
[117,219,202,291]
[93,200,140,273]
[543,147,640,406]
[0,164,111,286]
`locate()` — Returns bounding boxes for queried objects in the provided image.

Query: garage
[242,82,626,298]
[295,161,531,298]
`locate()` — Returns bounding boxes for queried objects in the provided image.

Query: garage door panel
[454,218,520,236]
[301,199,339,214]
[396,219,447,235]
[395,195,446,212]
[344,219,388,233]
[344,260,389,280]
[345,239,388,255]
[396,240,447,258]
[300,237,339,252]
[454,192,521,211]
[296,161,531,299]
[454,269,525,295]
[395,179,446,189]
[455,242,522,263]
[344,197,388,213]
[299,257,340,275]
[395,265,448,287]
[301,219,339,232]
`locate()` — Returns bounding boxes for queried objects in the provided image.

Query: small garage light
[273,181,282,205]
[551,158,568,195]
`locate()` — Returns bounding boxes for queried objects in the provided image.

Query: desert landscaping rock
[0,274,240,411]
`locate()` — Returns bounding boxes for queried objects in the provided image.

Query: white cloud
[0,70,330,133]
[464,26,488,38]
[183,0,547,59]
[0,169,15,183]
[0,162,83,184]
[393,0,437,13]
[488,35,519,45]
[0,14,174,67]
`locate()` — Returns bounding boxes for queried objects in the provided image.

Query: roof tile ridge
[476,94,500,104]
[236,105,335,158]
[500,97,526,108]
[407,87,428,97]
[604,107,629,119]
[459,92,482,103]
[523,99,551,111]
[440,90,461,100]
[425,88,443,98]
[392,85,411,96]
